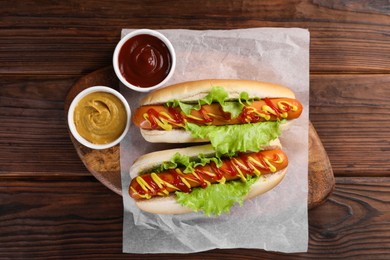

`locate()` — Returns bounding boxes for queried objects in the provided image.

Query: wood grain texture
[0,177,123,260]
[1,0,389,258]
[0,75,87,176]
[0,0,389,75]
[0,177,388,259]
[310,74,390,176]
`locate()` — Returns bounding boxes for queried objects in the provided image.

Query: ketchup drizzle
[146,108,161,128]
[144,99,300,129]
[167,107,184,124]
[170,169,191,193]
[264,98,281,117]
[194,169,209,188]
[210,161,224,181]
[130,150,284,200]
[199,106,213,123]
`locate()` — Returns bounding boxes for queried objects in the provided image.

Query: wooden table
[1,1,389,259]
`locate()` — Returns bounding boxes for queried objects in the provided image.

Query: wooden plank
[310,74,390,176]
[0,75,87,176]
[0,1,389,74]
[0,176,388,259]
[0,177,124,260]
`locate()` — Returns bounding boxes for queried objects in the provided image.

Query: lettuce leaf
[153,152,222,174]
[176,175,259,216]
[185,121,281,155]
[149,151,260,216]
[167,86,252,118]
[157,87,282,216]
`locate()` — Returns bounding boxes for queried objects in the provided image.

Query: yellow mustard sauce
[74,92,127,144]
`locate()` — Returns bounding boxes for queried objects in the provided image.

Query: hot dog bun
[132,169,287,215]
[135,79,299,143]
[140,79,296,105]
[139,121,292,143]
[129,139,287,215]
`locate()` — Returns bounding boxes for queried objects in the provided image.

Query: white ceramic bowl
[113,29,176,92]
[68,86,131,150]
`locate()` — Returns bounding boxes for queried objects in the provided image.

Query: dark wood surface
[1,1,389,259]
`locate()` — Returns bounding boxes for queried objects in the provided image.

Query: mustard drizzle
[143,99,298,129]
[132,151,285,199]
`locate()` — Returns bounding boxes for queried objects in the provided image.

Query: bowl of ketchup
[113,29,176,92]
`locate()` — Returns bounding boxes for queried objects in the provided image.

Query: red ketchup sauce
[129,150,285,200]
[118,34,172,88]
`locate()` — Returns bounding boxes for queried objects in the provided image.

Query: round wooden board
[65,66,334,209]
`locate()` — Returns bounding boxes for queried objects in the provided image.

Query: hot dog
[129,140,288,215]
[132,79,303,145]
[133,98,302,129]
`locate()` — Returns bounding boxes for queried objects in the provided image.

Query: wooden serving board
[65,66,334,209]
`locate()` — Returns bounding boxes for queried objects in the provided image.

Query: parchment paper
[120,28,309,253]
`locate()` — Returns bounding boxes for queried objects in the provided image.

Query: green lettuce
[170,121,281,216]
[160,86,282,216]
[176,175,259,216]
[149,151,260,216]
[167,86,252,118]
[153,152,222,174]
[185,121,282,155]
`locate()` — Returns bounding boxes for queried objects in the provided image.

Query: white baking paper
[120,28,309,253]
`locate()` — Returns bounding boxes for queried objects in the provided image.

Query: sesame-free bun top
[140,79,296,105]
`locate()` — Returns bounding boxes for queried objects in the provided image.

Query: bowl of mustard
[68,86,130,150]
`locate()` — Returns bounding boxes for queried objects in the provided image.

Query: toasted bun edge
[141,79,296,105]
[140,120,293,143]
